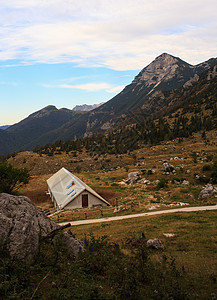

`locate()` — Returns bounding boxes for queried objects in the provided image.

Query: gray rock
[138,178,150,185]
[126,171,141,184]
[198,184,217,200]
[0,193,83,261]
[182,180,190,185]
[146,238,164,249]
[162,162,174,173]
[173,180,180,185]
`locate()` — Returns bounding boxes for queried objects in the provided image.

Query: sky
[0,0,217,125]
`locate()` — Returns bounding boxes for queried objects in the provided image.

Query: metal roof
[47,167,110,209]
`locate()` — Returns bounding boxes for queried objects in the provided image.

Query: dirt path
[58,205,217,226]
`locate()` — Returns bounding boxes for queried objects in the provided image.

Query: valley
[1,52,217,299]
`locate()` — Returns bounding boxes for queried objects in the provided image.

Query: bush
[211,161,217,183]
[147,169,154,175]
[157,178,168,189]
[0,161,30,194]
[202,164,212,171]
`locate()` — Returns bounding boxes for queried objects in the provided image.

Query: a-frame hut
[47,167,110,210]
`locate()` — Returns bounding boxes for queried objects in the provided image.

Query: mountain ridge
[1,53,217,155]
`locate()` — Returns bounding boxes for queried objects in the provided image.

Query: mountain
[0,125,11,130]
[72,103,104,111]
[1,53,217,155]
[3,106,86,153]
[0,129,19,155]
[34,64,217,156]
[83,53,217,135]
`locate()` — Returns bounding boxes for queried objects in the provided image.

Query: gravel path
[58,205,217,227]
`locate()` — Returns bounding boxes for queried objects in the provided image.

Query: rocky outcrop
[72,103,104,111]
[146,238,164,250]
[126,172,141,184]
[198,184,217,200]
[0,193,83,261]
[162,162,175,173]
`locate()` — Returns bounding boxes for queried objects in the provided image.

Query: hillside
[1,53,217,155]
[32,63,217,157]
[3,106,86,153]
[72,102,104,111]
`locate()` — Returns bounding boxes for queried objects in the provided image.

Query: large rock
[146,238,164,249]
[126,172,141,184]
[198,184,217,200]
[162,162,175,173]
[0,193,83,261]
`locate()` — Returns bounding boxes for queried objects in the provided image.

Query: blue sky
[0,0,217,125]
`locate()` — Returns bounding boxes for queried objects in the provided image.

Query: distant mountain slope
[0,129,18,155]
[1,53,217,155]
[3,106,86,153]
[0,125,10,130]
[72,103,104,111]
[34,64,217,156]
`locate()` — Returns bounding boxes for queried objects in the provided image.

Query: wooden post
[84,212,87,219]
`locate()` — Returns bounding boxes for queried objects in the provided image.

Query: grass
[2,131,217,299]
[1,211,216,299]
[69,210,217,298]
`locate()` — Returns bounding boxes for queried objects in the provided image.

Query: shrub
[147,169,154,175]
[202,164,212,171]
[211,161,217,183]
[157,178,168,189]
[0,161,30,194]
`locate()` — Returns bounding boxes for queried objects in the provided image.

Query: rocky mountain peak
[132,53,191,88]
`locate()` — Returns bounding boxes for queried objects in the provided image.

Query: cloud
[0,81,17,86]
[106,85,125,93]
[0,0,217,70]
[42,82,122,92]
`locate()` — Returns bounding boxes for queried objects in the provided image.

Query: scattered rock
[177,202,189,206]
[173,180,181,185]
[118,181,127,185]
[0,193,84,261]
[163,233,175,238]
[138,178,150,185]
[162,162,175,173]
[148,205,161,210]
[198,184,217,200]
[182,180,190,185]
[125,172,141,184]
[146,238,164,249]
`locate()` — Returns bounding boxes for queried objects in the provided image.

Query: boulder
[198,184,217,200]
[146,238,164,249]
[162,162,175,173]
[163,233,175,238]
[126,171,141,184]
[0,193,83,261]
[182,180,190,185]
[138,178,150,185]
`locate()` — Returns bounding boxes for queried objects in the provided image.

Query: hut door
[82,194,88,208]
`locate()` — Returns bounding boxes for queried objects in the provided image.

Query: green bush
[202,164,212,171]
[211,161,217,183]
[157,178,168,190]
[0,161,30,194]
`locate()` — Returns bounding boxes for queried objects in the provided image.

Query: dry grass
[10,130,217,215]
[69,210,217,298]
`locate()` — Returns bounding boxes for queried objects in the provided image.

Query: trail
[58,205,217,226]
